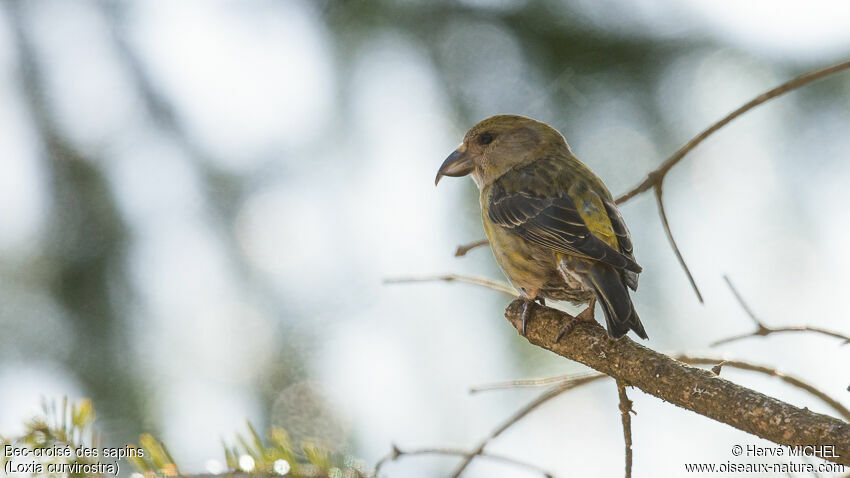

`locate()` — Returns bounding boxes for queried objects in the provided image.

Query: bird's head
[435,114,567,188]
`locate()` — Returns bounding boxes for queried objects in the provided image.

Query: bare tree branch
[723,275,762,324]
[616,381,634,478]
[616,59,850,204]
[611,59,850,302]
[449,385,564,477]
[470,372,604,394]
[504,300,850,466]
[463,355,848,477]
[375,445,554,477]
[712,276,850,346]
[471,357,850,424]
[714,325,850,347]
[654,183,704,302]
[384,274,518,297]
[455,239,490,257]
[675,355,850,423]
[451,374,603,477]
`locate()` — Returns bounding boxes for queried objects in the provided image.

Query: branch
[375,445,553,477]
[455,239,489,257]
[384,274,517,297]
[615,59,850,204]
[616,381,634,478]
[712,276,850,346]
[714,325,850,347]
[654,183,703,302]
[463,355,847,477]
[504,300,850,466]
[614,59,850,302]
[470,372,604,393]
[675,355,850,423]
[451,374,603,477]
[470,358,850,424]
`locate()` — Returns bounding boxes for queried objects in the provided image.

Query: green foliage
[1,397,104,477]
[3,398,371,477]
[132,420,370,477]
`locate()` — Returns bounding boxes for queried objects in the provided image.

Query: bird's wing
[488,159,642,274]
[602,199,640,290]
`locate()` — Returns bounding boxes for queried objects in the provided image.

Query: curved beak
[435,146,474,186]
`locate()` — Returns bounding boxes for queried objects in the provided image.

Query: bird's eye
[479,132,494,145]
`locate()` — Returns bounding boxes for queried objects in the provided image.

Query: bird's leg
[556,298,596,343]
[519,290,545,336]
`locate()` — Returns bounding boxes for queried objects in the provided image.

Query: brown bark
[505,300,850,466]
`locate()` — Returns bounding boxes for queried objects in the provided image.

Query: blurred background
[1,0,849,476]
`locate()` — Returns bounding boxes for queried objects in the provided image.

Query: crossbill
[436,115,647,340]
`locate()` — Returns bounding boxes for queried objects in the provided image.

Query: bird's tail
[587,263,648,339]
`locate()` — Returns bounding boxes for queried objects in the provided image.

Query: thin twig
[713,326,850,346]
[711,276,850,346]
[723,275,762,325]
[616,59,850,204]
[384,274,517,297]
[470,372,605,393]
[655,183,704,302]
[711,362,726,375]
[451,385,564,477]
[616,381,634,478]
[374,445,553,477]
[455,239,489,257]
[675,355,850,423]
[614,59,850,303]
[451,375,602,477]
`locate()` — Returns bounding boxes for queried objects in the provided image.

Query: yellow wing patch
[568,183,618,250]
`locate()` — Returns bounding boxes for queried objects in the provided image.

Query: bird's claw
[522,297,572,337]
[555,316,579,343]
[521,300,531,335]
[556,299,596,342]
[520,298,544,335]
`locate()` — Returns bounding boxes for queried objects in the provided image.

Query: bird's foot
[555,299,596,343]
[520,300,532,335]
[555,315,579,343]
[520,297,545,335]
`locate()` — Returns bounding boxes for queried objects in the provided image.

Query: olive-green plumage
[436,114,647,339]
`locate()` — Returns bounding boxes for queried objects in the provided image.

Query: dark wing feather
[488,187,642,273]
[602,199,640,290]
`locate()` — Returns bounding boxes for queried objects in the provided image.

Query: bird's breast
[480,187,589,303]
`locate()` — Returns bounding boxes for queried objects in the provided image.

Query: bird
[435,114,647,340]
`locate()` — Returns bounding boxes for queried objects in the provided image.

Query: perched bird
[435,115,647,340]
